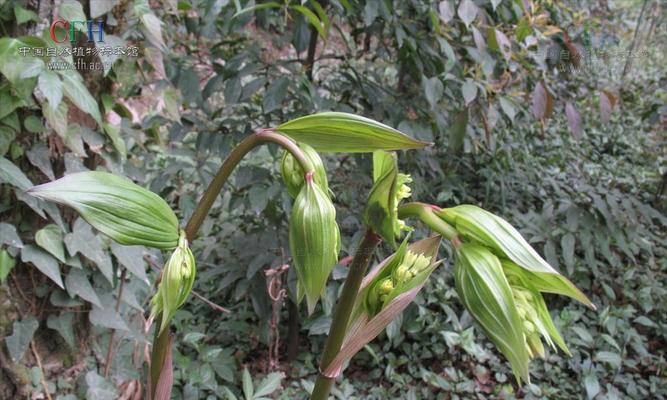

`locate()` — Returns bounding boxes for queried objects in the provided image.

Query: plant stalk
[149,129,314,399]
[397,202,457,241]
[311,229,382,400]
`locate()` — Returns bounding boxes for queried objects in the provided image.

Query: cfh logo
[49,19,105,43]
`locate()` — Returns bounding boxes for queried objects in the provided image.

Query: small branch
[104,268,127,378]
[31,340,53,400]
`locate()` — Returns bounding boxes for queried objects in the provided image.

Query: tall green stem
[149,129,313,399]
[311,229,382,400]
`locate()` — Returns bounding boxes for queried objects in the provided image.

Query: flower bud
[453,243,530,383]
[28,171,179,249]
[281,143,329,199]
[289,176,340,314]
[437,204,594,309]
[363,151,412,247]
[150,230,196,333]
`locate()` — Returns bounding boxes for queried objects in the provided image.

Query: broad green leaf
[59,1,87,30]
[65,268,102,307]
[0,37,44,84]
[276,112,429,152]
[91,0,118,17]
[59,69,102,124]
[47,313,76,348]
[83,371,118,400]
[21,244,64,288]
[14,5,40,24]
[38,70,64,108]
[363,151,398,245]
[422,76,443,109]
[0,126,16,156]
[102,122,127,157]
[263,77,289,113]
[28,171,179,249]
[457,0,478,27]
[6,317,39,362]
[0,156,33,190]
[26,144,55,180]
[35,224,66,262]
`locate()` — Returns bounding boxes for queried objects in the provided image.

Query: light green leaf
[6,317,39,362]
[21,245,63,288]
[141,13,166,49]
[38,70,64,108]
[59,69,102,124]
[90,0,118,17]
[462,79,478,105]
[0,37,44,84]
[0,157,33,190]
[43,102,68,137]
[29,172,179,249]
[242,368,253,400]
[35,224,66,262]
[110,242,148,284]
[253,372,284,398]
[457,0,478,27]
[102,122,126,157]
[84,371,118,400]
[89,298,129,330]
[59,1,87,30]
[0,222,24,248]
[14,5,40,24]
[277,112,429,153]
[64,218,114,283]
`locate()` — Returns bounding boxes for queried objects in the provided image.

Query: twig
[30,340,53,400]
[104,268,127,377]
[143,255,230,313]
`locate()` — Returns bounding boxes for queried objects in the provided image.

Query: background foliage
[0,0,665,399]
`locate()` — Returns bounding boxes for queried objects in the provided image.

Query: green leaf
[232,2,282,19]
[422,76,443,109]
[35,224,66,262]
[291,5,326,39]
[0,222,24,248]
[0,249,16,283]
[28,171,179,249]
[64,218,114,282]
[38,70,64,109]
[263,77,289,113]
[462,79,478,105]
[65,268,102,307]
[0,37,44,85]
[141,12,166,49]
[0,126,16,156]
[47,313,76,348]
[253,372,284,398]
[83,371,118,400]
[102,122,127,157]
[21,244,63,288]
[14,5,40,24]
[594,351,622,368]
[277,112,429,153]
[449,109,468,154]
[6,317,39,362]
[59,69,102,124]
[110,242,148,284]
[457,0,478,27]
[43,102,68,138]
[0,157,33,190]
[242,368,254,400]
[89,298,129,330]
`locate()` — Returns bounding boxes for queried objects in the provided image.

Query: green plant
[29,112,593,399]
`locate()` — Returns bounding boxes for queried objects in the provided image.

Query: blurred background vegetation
[0,0,665,398]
